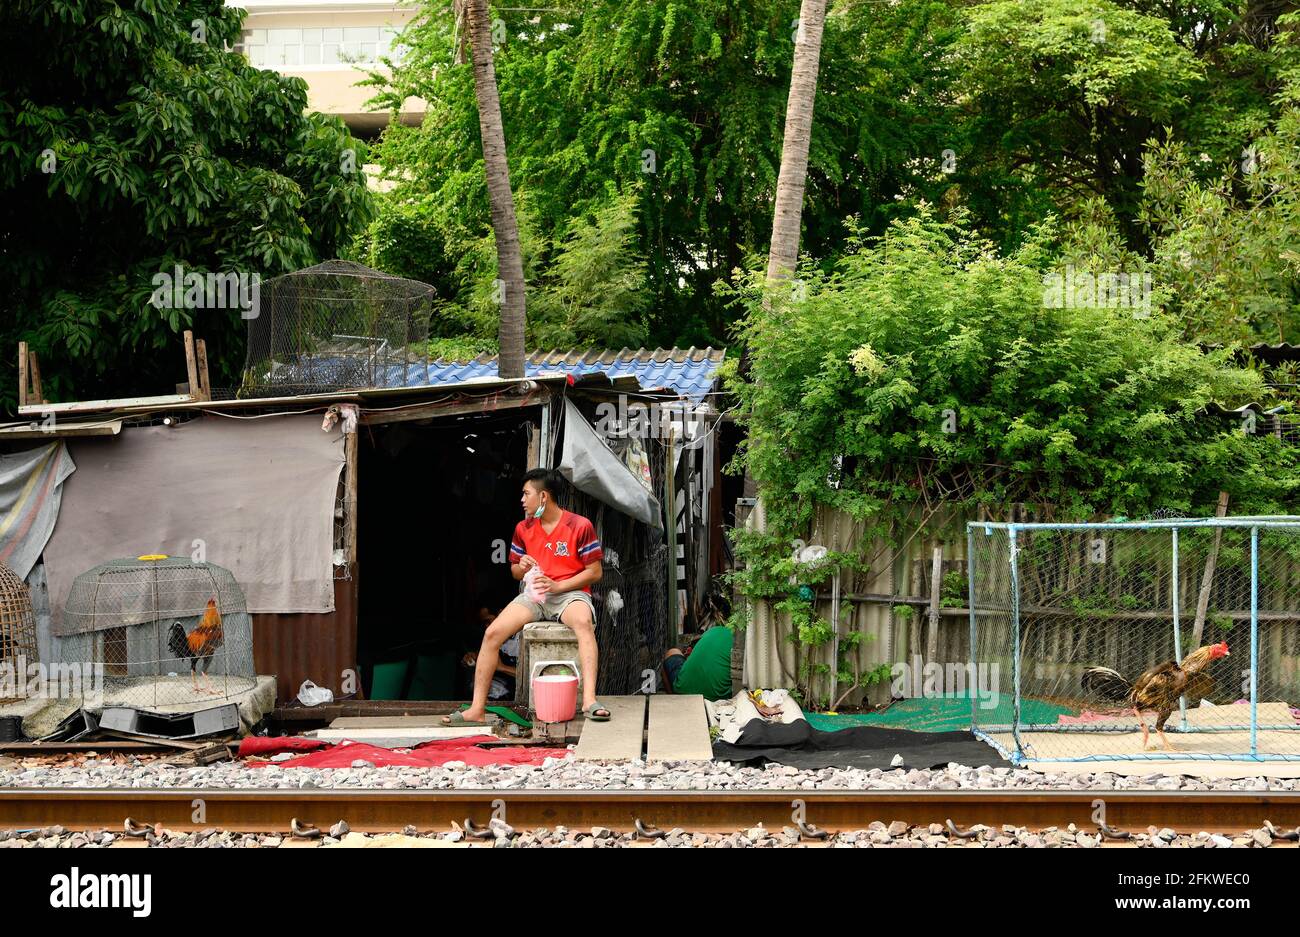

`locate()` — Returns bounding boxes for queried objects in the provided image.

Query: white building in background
[225,0,425,135]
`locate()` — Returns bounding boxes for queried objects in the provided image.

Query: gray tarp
[0,441,76,580]
[43,414,345,627]
[558,400,662,529]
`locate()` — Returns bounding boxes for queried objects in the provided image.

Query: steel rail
[2,788,1299,835]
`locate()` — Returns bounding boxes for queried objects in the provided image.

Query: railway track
[3,788,1300,837]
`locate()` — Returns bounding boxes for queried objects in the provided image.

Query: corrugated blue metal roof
[414,347,725,402]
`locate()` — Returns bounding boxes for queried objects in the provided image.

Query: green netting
[805,696,1076,734]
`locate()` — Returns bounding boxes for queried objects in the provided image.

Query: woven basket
[0,563,38,704]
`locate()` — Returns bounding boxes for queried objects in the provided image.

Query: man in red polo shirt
[445,469,610,725]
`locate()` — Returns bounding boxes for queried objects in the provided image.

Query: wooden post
[26,350,43,405]
[926,544,943,665]
[195,339,211,401]
[665,432,679,643]
[526,417,540,468]
[18,342,29,409]
[344,422,359,568]
[1191,491,1231,648]
[183,330,199,398]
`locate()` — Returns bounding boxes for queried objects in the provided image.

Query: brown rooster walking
[1082,642,1230,751]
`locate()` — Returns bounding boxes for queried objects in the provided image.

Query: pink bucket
[531,660,579,723]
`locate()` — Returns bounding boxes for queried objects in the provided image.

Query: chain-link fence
[53,557,257,709]
[591,543,670,695]
[968,519,1300,763]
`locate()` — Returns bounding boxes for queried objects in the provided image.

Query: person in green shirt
[659,625,733,701]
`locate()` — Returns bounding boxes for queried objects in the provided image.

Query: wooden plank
[330,716,472,729]
[344,425,358,566]
[926,544,943,664]
[17,341,28,409]
[1192,491,1231,647]
[526,420,540,468]
[0,420,121,438]
[17,394,195,417]
[0,740,170,754]
[272,701,477,723]
[195,338,210,401]
[360,392,542,426]
[27,350,43,404]
[183,330,199,399]
[574,695,646,761]
[647,694,712,762]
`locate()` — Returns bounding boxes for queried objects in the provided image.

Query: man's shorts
[510,589,596,624]
[661,652,686,689]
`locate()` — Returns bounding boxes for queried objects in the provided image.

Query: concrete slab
[309,725,497,747]
[574,695,646,761]
[647,694,713,762]
[330,716,476,729]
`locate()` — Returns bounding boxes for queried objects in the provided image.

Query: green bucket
[369,660,409,700]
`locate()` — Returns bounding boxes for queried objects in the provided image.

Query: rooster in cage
[1082,642,1229,751]
[167,598,225,695]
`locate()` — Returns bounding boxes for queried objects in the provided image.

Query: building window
[238,24,406,68]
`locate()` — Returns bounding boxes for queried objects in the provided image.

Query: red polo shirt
[510,510,603,592]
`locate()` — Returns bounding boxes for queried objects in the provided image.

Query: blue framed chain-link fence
[967,518,1300,764]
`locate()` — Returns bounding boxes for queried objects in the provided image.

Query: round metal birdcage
[241,259,436,397]
[0,563,39,704]
[55,556,256,708]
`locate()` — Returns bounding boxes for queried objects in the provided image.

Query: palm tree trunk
[764,0,828,294]
[466,0,526,378]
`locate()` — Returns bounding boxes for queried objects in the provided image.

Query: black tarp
[711,719,1007,770]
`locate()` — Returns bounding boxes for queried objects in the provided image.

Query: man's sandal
[584,702,611,722]
[442,711,493,727]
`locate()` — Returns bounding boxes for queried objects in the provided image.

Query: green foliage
[363,0,963,346]
[726,206,1300,608]
[939,569,967,608]
[0,0,373,410]
[11,1,1300,407]
[953,0,1203,243]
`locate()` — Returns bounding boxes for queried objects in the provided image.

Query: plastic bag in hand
[523,564,548,603]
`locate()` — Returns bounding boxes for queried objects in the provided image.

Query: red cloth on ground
[238,736,331,757]
[245,736,570,768]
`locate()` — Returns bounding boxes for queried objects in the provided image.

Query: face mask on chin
[532,498,546,519]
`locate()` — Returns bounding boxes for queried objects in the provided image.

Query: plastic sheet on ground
[711,718,1007,770]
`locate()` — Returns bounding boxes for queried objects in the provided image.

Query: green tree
[728,206,1299,542]
[952,0,1204,248]
[0,0,373,409]
[365,0,961,347]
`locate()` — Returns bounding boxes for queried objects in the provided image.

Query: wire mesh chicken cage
[0,563,39,704]
[967,519,1300,763]
[53,556,256,709]
[240,260,435,397]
